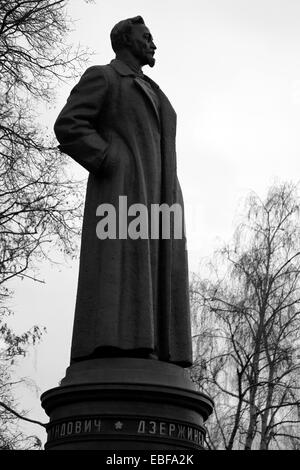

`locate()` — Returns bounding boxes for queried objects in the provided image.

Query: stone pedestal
[41,358,213,450]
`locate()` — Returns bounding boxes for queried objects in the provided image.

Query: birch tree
[191,183,300,450]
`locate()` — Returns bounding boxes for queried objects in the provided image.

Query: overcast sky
[8,0,300,445]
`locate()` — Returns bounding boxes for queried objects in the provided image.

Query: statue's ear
[122,32,132,47]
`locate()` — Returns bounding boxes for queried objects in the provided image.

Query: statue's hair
[110,16,145,52]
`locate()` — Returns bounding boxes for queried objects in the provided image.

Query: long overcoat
[54,59,193,366]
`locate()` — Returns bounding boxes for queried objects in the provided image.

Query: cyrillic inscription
[137,419,204,446]
[47,416,204,447]
[48,418,100,441]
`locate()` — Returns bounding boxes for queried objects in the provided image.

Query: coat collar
[110,59,160,89]
[110,58,137,77]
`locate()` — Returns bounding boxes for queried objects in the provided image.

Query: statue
[54,16,193,367]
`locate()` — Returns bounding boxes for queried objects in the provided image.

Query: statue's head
[111,16,156,68]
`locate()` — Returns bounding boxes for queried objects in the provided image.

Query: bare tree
[0,0,93,288]
[0,320,45,449]
[0,0,93,448]
[191,183,300,450]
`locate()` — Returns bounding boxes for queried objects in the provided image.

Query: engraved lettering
[54,425,60,439]
[159,422,167,435]
[47,417,204,448]
[177,425,186,439]
[137,420,145,434]
[149,421,157,434]
[93,419,101,432]
[75,421,82,434]
[67,422,73,435]
[169,423,176,436]
[60,423,66,436]
[84,420,92,432]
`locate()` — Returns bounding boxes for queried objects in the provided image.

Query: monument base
[41,358,213,450]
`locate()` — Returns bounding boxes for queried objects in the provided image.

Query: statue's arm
[54,66,110,174]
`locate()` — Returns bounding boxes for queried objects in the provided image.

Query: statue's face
[128,24,156,67]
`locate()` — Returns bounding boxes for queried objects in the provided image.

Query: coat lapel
[134,77,160,124]
[109,59,177,201]
[110,59,160,124]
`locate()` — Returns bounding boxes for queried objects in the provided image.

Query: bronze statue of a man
[54,16,193,367]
